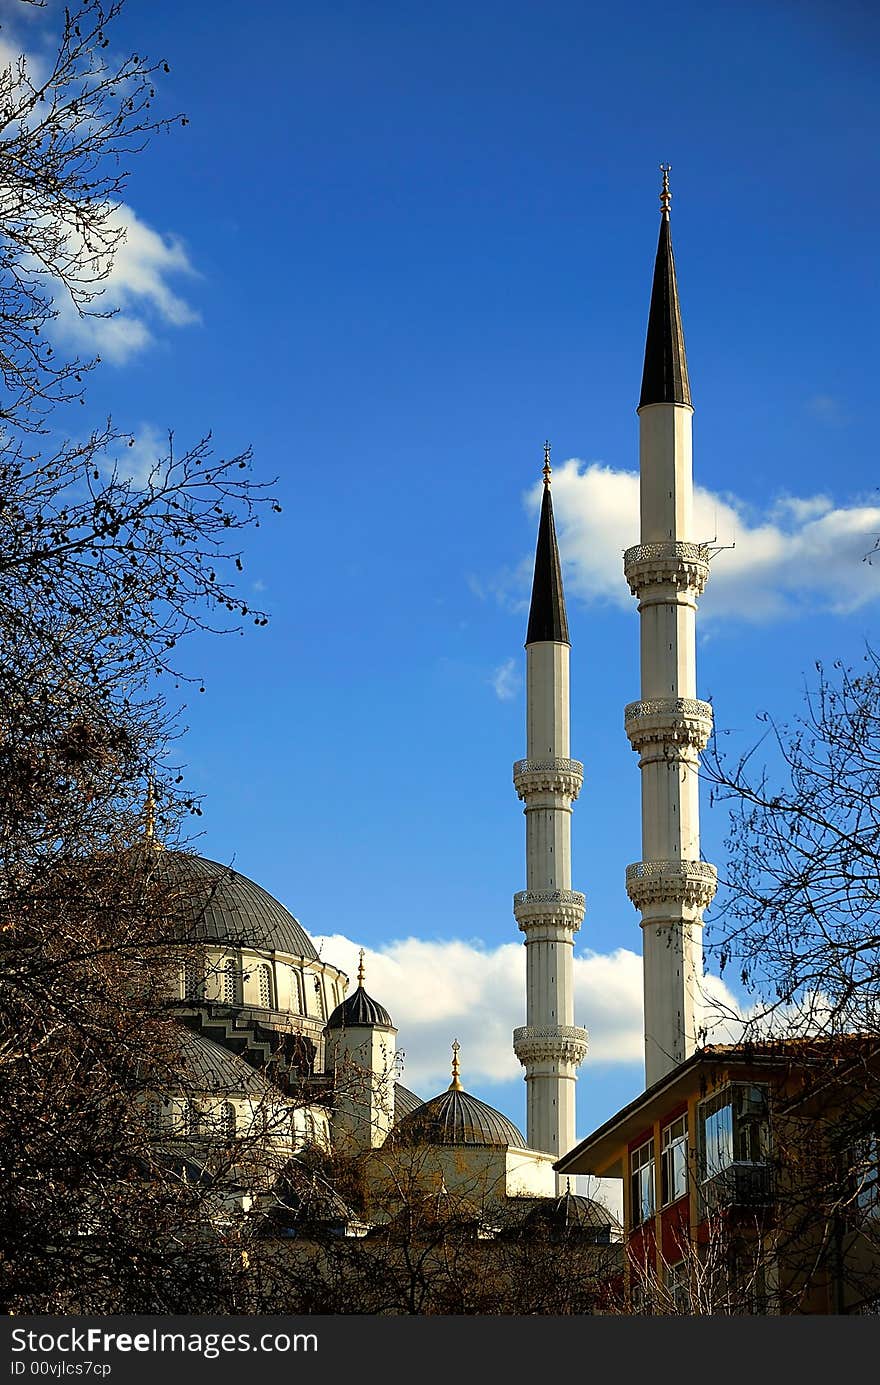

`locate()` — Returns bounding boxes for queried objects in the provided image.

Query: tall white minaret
[623,168,717,1087]
[513,444,589,1179]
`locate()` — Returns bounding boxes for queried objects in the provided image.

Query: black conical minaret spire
[525,441,570,646]
[638,165,691,409]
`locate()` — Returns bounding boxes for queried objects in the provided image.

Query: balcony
[702,1162,774,1215]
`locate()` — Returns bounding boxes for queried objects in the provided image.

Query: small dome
[157,852,319,959]
[392,1086,527,1150]
[518,1189,618,1236]
[326,984,393,1030]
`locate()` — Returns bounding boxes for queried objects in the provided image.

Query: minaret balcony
[513,888,586,933]
[623,541,710,598]
[624,697,713,754]
[625,859,717,912]
[513,1023,589,1068]
[513,756,584,801]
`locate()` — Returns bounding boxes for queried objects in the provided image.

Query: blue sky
[7,0,879,1147]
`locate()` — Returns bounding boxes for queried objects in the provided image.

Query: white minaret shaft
[513,445,588,1181]
[623,169,717,1086]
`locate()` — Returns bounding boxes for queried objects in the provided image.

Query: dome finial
[357,948,365,987]
[542,439,552,488]
[659,162,672,219]
[143,776,163,850]
[449,1038,463,1091]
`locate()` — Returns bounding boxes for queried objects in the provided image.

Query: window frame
[661,1113,689,1207]
[851,1130,880,1218]
[257,962,273,1010]
[630,1136,656,1229]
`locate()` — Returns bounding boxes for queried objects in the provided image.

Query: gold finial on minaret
[659,163,672,219]
[449,1038,463,1091]
[542,439,552,488]
[357,948,365,987]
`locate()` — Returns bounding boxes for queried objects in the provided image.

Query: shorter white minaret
[325,950,397,1153]
[513,445,588,1182]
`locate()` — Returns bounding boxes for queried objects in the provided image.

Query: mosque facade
[143,170,713,1241]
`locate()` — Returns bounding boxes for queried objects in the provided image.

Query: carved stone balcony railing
[625,859,717,912]
[624,697,714,754]
[513,1023,589,1068]
[623,541,710,598]
[513,756,584,801]
[513,888,586,932]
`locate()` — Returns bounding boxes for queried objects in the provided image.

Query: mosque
[143,167,712,1242]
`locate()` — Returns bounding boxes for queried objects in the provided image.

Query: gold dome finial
[143,776,163,849]
[542,439,552,488]
[659,163,672,218]
[449,1038,463,1091]
[357,948,365,987]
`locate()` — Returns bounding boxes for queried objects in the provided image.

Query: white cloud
[310,929,788,1100]
[0,24,197,366]
[533,458,880,622]
[490,657,521,701]
[769,494,834,525]
[312,932,653,1095]
[53,203,200,363]
[106,424,169,487]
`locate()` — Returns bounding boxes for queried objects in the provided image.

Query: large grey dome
[392,1086,527,1150]
[157,852,319,960]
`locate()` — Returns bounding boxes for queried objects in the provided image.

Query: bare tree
[242,1141,621,1315]
[701,650,880,1313]
[0,0,183,430]
[0,1,292,1313]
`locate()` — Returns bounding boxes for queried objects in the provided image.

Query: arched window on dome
[257,963,273,1010]
[221,957,238,1007]
[304,1110,316,1147]
[220,1101,236,1141]
[180,952,204,1002]
[305,970,325,1019]
[290,969,304,1014]
[145,1100,164,1136]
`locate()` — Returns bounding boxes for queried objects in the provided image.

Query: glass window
[661,1114,689,1205]
[630,1137,655,1228]
[699,1091,734,1179]
[221,1101,236,1140]
[699,1084,770,1190]
[630,1277,652,1314]
[853,1133,880,1216]
[664,1259,690,1313]
[733,1085,769,1162]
